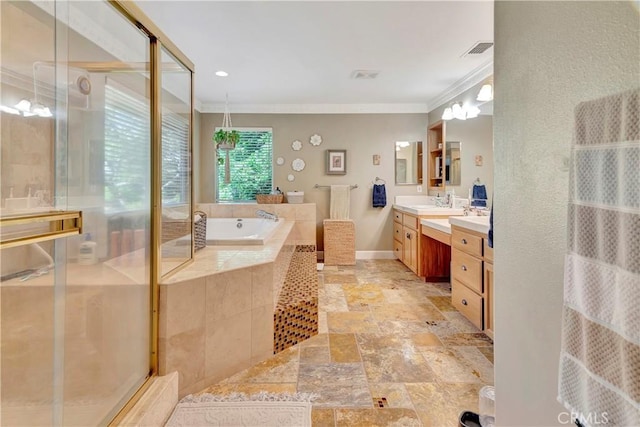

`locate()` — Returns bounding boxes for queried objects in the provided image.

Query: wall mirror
[395,141,422,185]
[445,141,461,186]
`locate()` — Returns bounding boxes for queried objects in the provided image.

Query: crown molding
[197,103,430,114]
[427,60,493,112]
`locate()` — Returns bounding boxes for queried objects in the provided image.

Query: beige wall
[199,113,429,251]
[428,80,494,202]
[494,1,639,426]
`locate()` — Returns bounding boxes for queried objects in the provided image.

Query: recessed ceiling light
[215,70,229,77]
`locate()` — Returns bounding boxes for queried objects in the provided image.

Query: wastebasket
[458,411,481,427]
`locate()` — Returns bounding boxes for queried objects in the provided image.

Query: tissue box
[286,191,304,204]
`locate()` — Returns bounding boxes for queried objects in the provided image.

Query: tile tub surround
[158,221,297,397]
[198,260,494,426]
[197,203,317,247]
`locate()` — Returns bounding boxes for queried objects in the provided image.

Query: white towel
[330,185,351,220]
[558,89,640,426]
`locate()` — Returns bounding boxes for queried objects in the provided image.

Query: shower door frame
[105,1,195,424]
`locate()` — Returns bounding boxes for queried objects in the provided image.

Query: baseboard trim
[356,251,396,260]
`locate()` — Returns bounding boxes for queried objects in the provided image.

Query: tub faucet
[256,209,278,222]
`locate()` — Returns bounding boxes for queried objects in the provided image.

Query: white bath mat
[165,392,315,427]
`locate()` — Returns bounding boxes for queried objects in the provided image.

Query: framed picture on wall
[326,149,347,175]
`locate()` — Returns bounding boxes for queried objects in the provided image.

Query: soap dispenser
[78,233,98,265]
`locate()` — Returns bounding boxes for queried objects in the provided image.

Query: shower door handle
[0,210,83,249]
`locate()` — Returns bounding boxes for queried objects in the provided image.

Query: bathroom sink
[394,204,465,215]
[449,215,490,234]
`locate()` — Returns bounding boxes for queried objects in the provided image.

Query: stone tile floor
[199,259,494,426]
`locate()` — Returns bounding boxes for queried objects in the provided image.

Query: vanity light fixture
[13,63,56,118]
[442,102,482,121]
[215,70,229,77]
[477,83,493,102]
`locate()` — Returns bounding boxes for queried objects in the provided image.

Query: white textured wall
[494,2,639,426]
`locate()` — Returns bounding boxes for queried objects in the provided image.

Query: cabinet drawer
[393,239,403,260]
[403,214,418,230]
[452,228,483,257]
[484,240,493,263]
[393,222,403,242]
[452,280,483,330]
[394,211,403,222]
[451,248,483,293]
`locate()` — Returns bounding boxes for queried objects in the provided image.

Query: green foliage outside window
[216,129,273,202]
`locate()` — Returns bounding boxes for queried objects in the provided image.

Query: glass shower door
[1,1,153,425]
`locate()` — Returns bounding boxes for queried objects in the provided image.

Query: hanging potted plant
[214,129,240,151]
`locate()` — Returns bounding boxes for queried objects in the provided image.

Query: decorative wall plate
[287,174,295,182]
[309,134,322,146]
[276,157,285,166]
[291,140,302,151]
[292,158,306,172]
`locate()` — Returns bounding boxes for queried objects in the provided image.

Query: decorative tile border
[274,246,318,353]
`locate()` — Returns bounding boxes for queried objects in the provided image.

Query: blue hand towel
[372,184,386,208]
[472,184,487,207]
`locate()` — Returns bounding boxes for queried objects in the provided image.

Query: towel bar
[314,184,358,189]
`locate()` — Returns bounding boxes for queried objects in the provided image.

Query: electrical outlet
[417,185,423,193]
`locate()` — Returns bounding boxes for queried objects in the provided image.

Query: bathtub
[206,218,281,245]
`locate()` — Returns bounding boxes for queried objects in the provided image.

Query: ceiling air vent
[462,41,494,57]
[350,70,380,80]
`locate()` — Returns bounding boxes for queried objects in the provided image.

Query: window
[104,83,150,211]
[216,128,273,202]
[104,82,189,211]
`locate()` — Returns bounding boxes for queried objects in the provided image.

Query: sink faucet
[256,209,278,221]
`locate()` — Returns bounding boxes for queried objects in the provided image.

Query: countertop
[448,215,490,234]
[421,215,491,236]
[393,204,465,216]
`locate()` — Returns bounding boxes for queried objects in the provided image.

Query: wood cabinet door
[484,262,494,339]
[403,227,418,274]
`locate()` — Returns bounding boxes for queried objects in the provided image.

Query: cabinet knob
[461,265,467,271]
[462,299,468,306]
[406,233,411,239]
[461,238,468,244]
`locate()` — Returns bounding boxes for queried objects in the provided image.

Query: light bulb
[0,105,21,115]
[15,99,31,112]
[452,103,466,120]
[442,107,453,120]
[31,103,52,117]
[466,106,481,119]
[477,84,493,101]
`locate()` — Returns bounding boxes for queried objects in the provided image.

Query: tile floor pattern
[199,260,494,427]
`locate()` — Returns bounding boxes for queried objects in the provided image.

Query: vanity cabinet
[451,225,493,337]
[393,210,419,275]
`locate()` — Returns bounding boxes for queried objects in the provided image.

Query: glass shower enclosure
[0,1,193,425]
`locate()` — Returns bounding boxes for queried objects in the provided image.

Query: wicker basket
[194,210,207,251]
[256,194,283,204]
